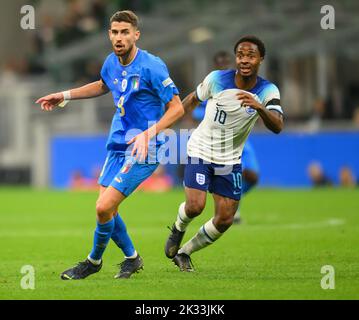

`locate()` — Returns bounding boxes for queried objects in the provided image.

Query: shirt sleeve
[149,59,179,105]
[195,71,215,102]
[263,84,283,114]
[100,58,111,90]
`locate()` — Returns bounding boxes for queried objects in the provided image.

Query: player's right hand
[35,92,64,111]
[127,130,149,162]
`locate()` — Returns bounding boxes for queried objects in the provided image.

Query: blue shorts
[98,151,158,196]
[184,157,243,201]
[242,141,259,173]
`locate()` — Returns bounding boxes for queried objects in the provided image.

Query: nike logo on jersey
[216,103,225,107]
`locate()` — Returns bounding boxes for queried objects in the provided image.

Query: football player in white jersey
[165,36,284,271]
[192,51,260,224]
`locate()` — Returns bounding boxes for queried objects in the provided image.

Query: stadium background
[0,0,358,300]
[1,0,359,189]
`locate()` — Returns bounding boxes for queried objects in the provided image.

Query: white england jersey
[187,70,283,165]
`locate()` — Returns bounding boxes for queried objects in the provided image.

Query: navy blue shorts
[184,157,242,201]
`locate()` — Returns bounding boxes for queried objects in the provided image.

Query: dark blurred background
[0,0,358,189]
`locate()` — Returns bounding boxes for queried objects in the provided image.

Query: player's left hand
[127,130,149,162]
[237,92,263,110]
[36,92,65,111]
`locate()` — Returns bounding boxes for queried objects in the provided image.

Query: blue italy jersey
[100,48,179,155]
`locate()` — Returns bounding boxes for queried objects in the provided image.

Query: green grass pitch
[0,187,358,300]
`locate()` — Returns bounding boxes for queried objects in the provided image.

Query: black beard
[241,73,256,81]
[114,43,133,59]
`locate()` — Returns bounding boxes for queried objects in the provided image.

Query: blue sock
[89,218,115,261]
[111,213,135,257]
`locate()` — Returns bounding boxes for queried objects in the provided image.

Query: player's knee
[96,201,113,220]
[249,174,259,186]
[243,170,259,186]
[213,200,238,232]
[213,214,234,233]
[185,199,205,217]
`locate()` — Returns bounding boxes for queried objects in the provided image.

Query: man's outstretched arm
[35,79,109,111]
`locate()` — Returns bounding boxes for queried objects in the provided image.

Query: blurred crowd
[307,161,358,188]
[1,0,358,191]
[307,96,359,130]
[33,0,153,49]
[1,0,153,82]
[2,0,359,124]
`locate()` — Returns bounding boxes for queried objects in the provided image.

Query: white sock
[87,255,102,265]
[175,202,193,232]
[234,208,240,219]
[125,250,138,260]
[178,219,222,256]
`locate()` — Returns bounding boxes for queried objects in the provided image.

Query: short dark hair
[234,36,265,57]
[110,10,139,29]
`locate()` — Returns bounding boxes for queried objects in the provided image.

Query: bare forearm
[237,92,283,134]
[155,105,183,132]
[182,91,200,113]
[148,95,184,137]
[68,80,109,100]
[257,107,283,134]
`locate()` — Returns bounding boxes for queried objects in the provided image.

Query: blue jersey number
[231,172,242,190]
[214,107,227,124]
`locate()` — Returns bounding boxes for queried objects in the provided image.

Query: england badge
[196,173,205,185]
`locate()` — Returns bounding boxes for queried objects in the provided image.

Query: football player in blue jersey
[192,51,260,224]
[36,10,184,280]
[165,36,283,271]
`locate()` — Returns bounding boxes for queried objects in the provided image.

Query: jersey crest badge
[245,106,257,116]
[132,77,140,90]
[196,173,205,185]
